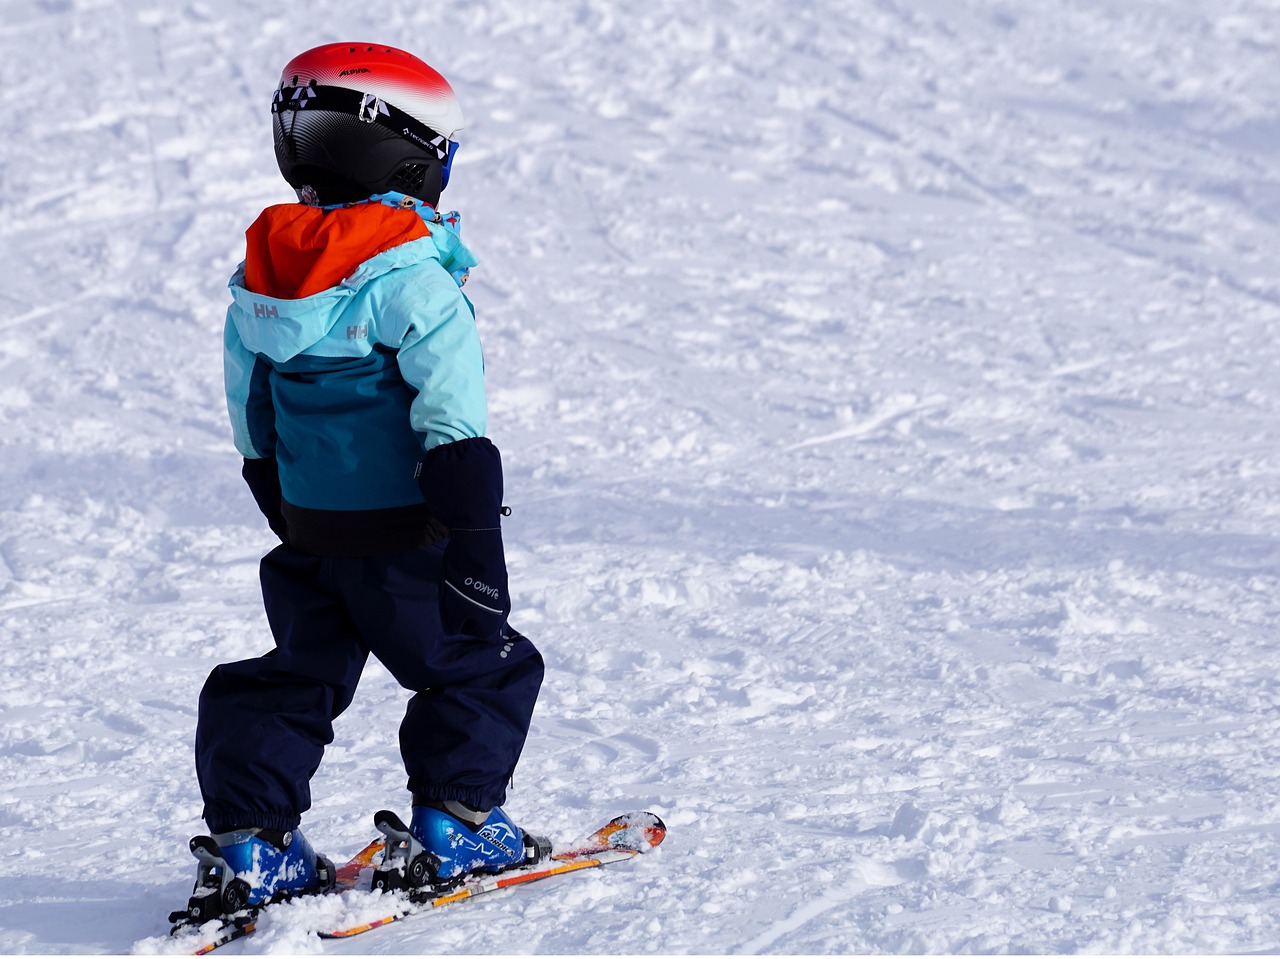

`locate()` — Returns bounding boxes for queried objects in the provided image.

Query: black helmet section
[272,81,453,207]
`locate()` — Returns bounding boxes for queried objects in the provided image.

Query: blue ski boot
[175,827,335,923]
[371,801,551,892]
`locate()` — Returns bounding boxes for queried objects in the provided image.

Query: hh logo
[254,303,279,319]
[359,93,390,123]
[346,324,368,339]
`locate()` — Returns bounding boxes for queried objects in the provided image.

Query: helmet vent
[388,163,428,196]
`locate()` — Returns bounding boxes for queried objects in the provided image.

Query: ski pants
[195,542,544,834]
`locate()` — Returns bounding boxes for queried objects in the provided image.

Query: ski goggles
[441,139,459,191]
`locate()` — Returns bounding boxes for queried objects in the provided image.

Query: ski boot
[371,800,551,893]
[170,827,335,926]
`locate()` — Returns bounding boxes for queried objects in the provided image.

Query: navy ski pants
[195,542,544,833]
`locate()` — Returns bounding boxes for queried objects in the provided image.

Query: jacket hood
[227,199,477,363]
[243,201,430,299]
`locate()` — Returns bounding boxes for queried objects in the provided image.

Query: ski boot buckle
[168,836,252,927]
[371,810,447,893]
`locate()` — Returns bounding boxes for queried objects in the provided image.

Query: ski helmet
[271,43,464,207]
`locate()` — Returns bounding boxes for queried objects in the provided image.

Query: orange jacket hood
[242,202,432,299]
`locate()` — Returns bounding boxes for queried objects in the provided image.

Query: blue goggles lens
[441,140,459,191]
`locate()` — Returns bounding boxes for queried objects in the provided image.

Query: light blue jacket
[224,199,486,513]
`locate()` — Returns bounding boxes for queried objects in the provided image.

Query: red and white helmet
[271,43,464,206]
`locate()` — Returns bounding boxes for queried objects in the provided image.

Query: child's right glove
[415,437,511,638]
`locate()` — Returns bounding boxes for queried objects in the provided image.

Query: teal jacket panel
[223,208,487,512]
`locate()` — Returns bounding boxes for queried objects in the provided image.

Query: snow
[2,0,1279,953]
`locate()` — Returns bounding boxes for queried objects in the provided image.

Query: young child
[183,42,544,916]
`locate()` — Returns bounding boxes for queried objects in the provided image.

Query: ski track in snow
[2,0,1280,954]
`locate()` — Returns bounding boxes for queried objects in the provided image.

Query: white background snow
[2,0,1279,953]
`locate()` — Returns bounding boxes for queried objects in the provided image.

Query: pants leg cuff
[203,803,301,834]
[407,782,506,812]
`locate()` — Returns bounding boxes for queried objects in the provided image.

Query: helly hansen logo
[254,303,279,319]
[346,324,368,339]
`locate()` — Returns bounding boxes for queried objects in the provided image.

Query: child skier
[181,42,545,919]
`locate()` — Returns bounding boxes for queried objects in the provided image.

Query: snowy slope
[2,0,1280,953]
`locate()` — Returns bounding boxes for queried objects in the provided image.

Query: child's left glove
[242,456,289,543]
[416,437,511,638]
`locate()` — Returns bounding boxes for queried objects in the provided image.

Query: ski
[165,812,664,953]
[319,811,666,940]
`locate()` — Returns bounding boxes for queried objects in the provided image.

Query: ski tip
[595,811,667,852]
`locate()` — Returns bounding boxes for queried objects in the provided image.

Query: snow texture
[2,0,1280,953]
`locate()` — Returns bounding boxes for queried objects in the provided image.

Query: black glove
[416,437,510,637]
[242,457,288,542]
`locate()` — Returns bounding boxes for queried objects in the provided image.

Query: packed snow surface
[2,0,1280,953]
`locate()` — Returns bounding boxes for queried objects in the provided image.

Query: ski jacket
[224,195,486,556]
